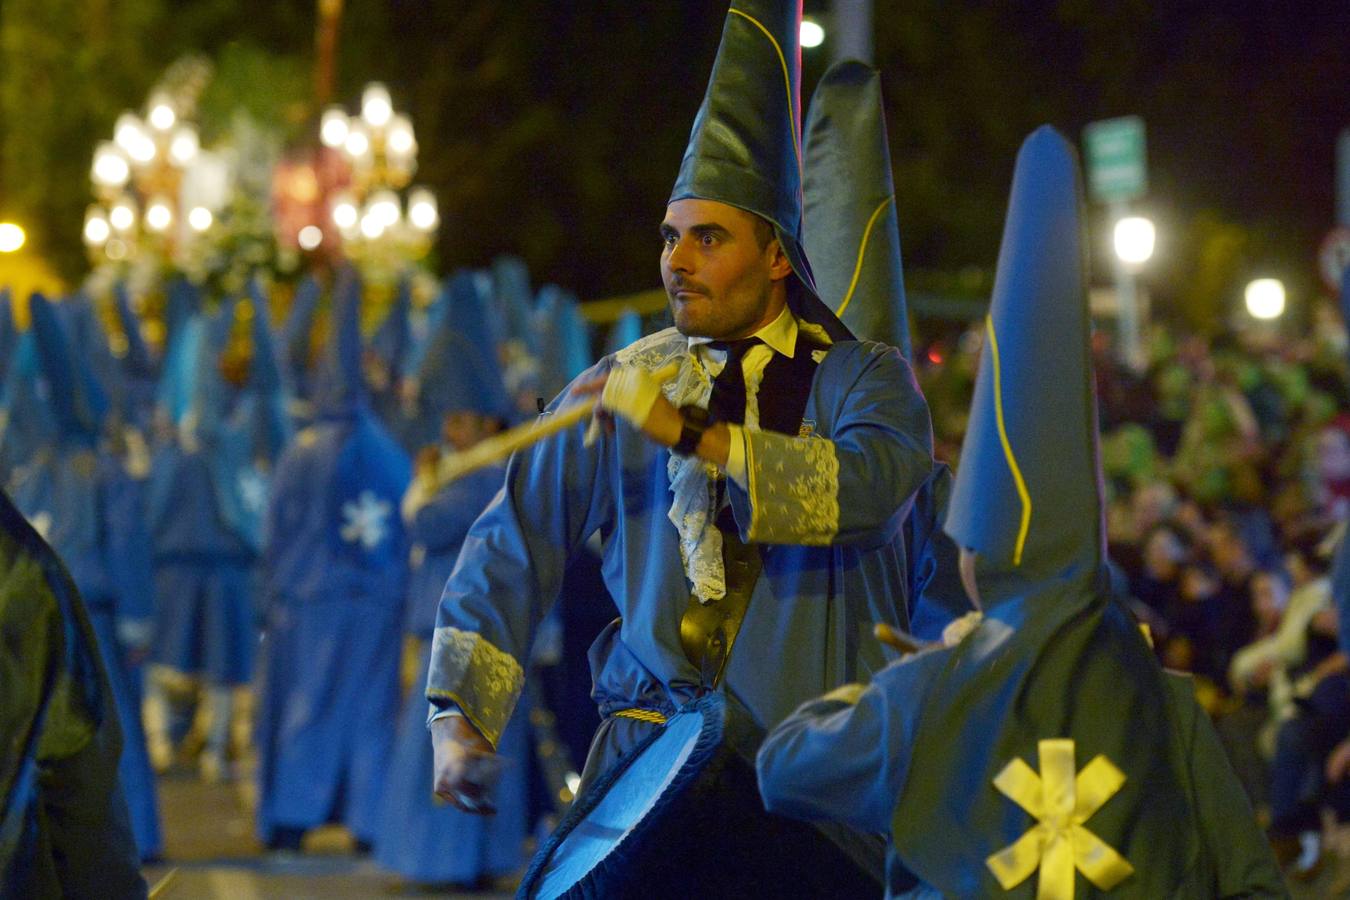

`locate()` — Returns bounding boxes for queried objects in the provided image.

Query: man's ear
[766,239,794,282]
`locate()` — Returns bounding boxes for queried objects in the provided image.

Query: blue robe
[376,462,528,883]
[428,327,934,774]
[7,449,162,861]
[0,489,146,899]
[145,443,258,685]
[255,411,410,844]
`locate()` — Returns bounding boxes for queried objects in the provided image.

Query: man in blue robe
[428,0,935,830]
[7,293,162,862]
[0,486,146,899]
[142,300,259,781]
[254,269,410,851]
[756,126,1285,897]
[376,325,526,887]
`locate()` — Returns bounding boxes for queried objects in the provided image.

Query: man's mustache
[668,277,709,296]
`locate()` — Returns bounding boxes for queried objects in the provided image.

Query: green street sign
[1083,116,1147,203]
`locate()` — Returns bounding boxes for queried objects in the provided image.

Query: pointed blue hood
[606,310,645,356]
[802,60,910,356]
[532,285,592,396]
[369,276,413,380]
[944,126,1104,596]
[414,275,513,425]
[314,266,366,416]
[492,255,534,349]
[29,293,109,449]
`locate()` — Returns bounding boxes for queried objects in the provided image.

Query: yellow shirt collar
[687,305,799,358]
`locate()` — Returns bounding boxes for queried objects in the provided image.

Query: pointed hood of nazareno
[669,0,852,342]
[944,126,1104,599]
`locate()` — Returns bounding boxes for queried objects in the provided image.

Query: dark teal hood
[943,126,1105,599]
[669,0,852,342]
[802,60,909,356]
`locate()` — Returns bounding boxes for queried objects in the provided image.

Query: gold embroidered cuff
[426,627,525,748]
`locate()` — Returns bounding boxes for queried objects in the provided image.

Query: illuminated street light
[92,142,131,188]
[1113,215,1155,265]
[109,201,137,233]
[1245,278,1286,320]
[362,83,393,128]
[320,106,350,148]
[144,198,173,233]
[408,187,438,232]
[169,127,200,166]
[344,125,371,160]
[298,225,323,250]
[0,223,25,253]
[368,189,401,228]
[359,210,386,240]
[148,93,176,131]
[188,206,214,232]
[83,208,111,247]
[800,19,825,48]
[332,196,359,230]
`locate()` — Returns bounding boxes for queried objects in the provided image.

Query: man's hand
[573,369,683,448]
[431,715,500,814]
[1327,737,1350,784]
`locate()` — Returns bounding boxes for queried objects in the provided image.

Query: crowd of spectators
[915,301,1350,878]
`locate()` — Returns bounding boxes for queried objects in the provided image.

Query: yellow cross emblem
[985,739,1134,898]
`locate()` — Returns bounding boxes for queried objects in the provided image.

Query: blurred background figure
[253,269,410,853]
[6,292,163,863]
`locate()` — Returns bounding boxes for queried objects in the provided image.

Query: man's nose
[666,237,694,274]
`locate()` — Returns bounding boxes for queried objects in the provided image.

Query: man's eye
[662,233,677,247]
[700,233,717,247]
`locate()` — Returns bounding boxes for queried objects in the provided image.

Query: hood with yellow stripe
[670,0,853,343]
[802,60,909,356]
[944,126,1106,596]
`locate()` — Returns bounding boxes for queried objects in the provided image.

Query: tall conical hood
[532,285,592,396]
[370,276,412,379]
[113,283,154,377]
[669,0,851,341]
[279,275,322,399]
[314,266,366,414]
[164,277,201,351]
[0,288,14,374]
[492,255,534,348]
[944,127,1103,591]
[802,60,910,356]
[28,293,109,448]
[607,309,644,356]
[414,277,513,425]
[156,313,206,429]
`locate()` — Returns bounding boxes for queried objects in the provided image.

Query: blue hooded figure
[0,486,146,898]
[604,310,644,358]
[375,309,527,887]
[0,327,59,479]
[7,292,162,862]
[531,284,593,400]
[801,60,969,645]
[757,127,1284,897]
[405,271,514,449]
[277,274,323,423]
[111,283,160,435]
[142,296,262,780]
[255,266,411,851]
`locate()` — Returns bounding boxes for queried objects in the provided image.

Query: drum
[517,692,885,899]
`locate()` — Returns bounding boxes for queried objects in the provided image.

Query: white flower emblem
[340,490,393,550]
[238,469,268,515]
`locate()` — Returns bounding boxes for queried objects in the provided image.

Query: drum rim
[517,693,728,899]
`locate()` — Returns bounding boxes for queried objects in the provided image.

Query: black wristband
[672,405,711,456]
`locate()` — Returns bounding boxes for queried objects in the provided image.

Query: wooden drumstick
[873,621,931,656]
[435,361,682,484]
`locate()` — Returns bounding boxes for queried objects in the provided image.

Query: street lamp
[800,19,826,48]
[0,223,25,254]
[1245,278,1286,320]
[1113,216,1155,266]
